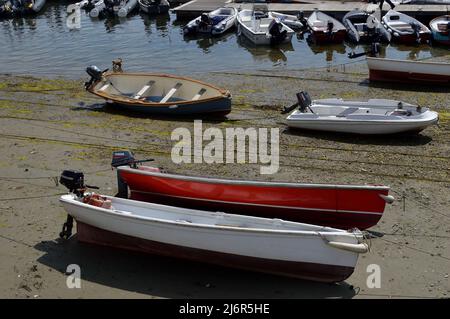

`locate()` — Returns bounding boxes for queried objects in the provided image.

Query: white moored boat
[138,0,169,15]
[183,7,237,36]
[237,8,295,45]
[381,10,431,44]
[59,188,368,282]
[284,92,439,135]
[367,56,450,86]
[90,0,137,18]
[268,11,303,30]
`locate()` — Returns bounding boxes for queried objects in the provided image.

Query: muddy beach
[0,61,449,298]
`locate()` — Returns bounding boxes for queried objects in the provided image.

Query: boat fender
[379,194,395,204]
[326,241,369,254]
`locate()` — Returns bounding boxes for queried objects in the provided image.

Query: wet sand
[0,61,449,298]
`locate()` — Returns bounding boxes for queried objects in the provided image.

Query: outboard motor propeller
[84,65,107,90]
[268,20,287,45]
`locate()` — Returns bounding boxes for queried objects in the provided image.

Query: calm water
[0,1,449,78]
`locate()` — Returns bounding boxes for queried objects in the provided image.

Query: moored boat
[367,56,450,86]
[429,15,450,45]
[268,11,303,30]
[59,170,369,282]
[0,0,45,17]
[284,91,439,135]
[84,65,232,116]
[237,8,295,45]
[381,10,431,44]
[183,7,237,36]
[307,10,346,44]
[138,0,169,15]
[343,10,391,43]
[90,0,137,18]
[112,151,394,230]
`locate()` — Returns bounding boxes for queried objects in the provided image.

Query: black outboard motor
[59,170,99,239]
[410,22,421,43]
[84,65,106,90]
[296,91,312,113]
[268,20,287,45]
[281,91,313,114]
[111,151,155,198]
[297,11,306,26]
[112,150,136,168]
[326,20,334,37]
[199,13,211,31]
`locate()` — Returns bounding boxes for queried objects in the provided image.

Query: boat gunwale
[367,56,450,67]
[60,194,358,238]
[88,72,232,107]
[117,166,391,190]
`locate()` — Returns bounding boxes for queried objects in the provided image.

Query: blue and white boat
[84,66,232,116]
[430,15,450,45]
[183,7,237,36]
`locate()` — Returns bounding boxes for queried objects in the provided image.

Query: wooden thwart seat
[160,83,182,103]
[133,80,155,99]
[192,88,207,101]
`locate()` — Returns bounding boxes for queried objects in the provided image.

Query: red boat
[114,157,394,230]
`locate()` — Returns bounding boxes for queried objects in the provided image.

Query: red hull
[369,69,450,85]
[76,222,354,282]
[118,167,391,230]
[311,30,346,44]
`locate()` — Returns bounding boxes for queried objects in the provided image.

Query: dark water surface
[0,1,449,78]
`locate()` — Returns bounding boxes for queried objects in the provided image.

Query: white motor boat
[268,11,303,30]
[58,170,369,282]
[284,92,439,135]
[138,0,169,15]
[237,8,295,45]
[183,7,237,36]
[381,10,431,44]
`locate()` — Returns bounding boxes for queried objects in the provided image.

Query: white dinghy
[284,92,439,135]
[268,11,304,30]
[183,7,237,36]
[237,7,295,45]
[59,182,368,282]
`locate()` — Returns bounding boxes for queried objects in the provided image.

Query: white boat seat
[312,20,326,28]
[192,88,207,101]
[133,80,155,99]
[336,107,359,117]
[160,83,182,103]
[99,83,110,92]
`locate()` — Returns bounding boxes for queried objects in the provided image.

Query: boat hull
[108,97,232,115]
[117,167,391,230]
[311,30,346,44]
[367,57,450,86]
[76,221,355,282]
[286,118,438,134]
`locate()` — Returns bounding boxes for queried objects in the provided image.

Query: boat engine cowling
[111,150,136,168]
[84,65,106,89]
[60,170,85,193]
[268,20,287,45]
[296,91,312,113]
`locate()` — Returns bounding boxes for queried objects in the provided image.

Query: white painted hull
[60,194,365,270]
[268,11,303,30]
[286,98,439,134]
[237,9,294,45]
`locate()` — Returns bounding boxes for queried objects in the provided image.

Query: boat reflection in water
[237,35,294,64]
[140,11,170,36]
[183,32,234,53]
[307,36,346,62]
